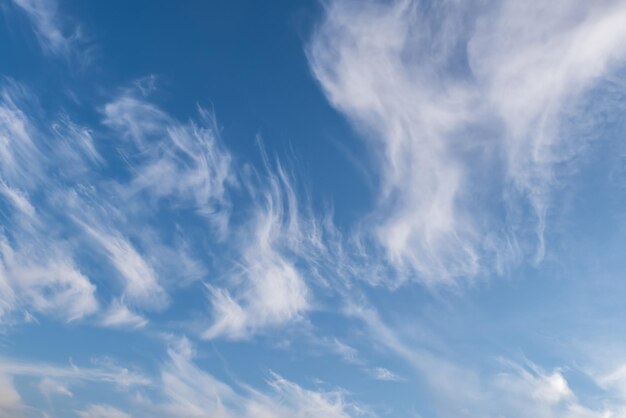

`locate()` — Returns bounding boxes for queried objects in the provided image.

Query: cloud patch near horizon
[0,337,372,418]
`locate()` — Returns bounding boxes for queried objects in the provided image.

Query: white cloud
[0,357,151,389]
[39,377,73,398]
[202,285,249,341]
[0,336,371,418]
[81,225,167,311]
[0,374,22,415]
[158,337,238,417]
[0,181,35,218]
[78,404,132,418]
[0,85,43,188]
[0,74,325,339]
[0,79,237,327]
[246,372,365,418]
[327,338,361,365]
[102,88,234,235]
[0,235,99,322]
[468,0,626,261]
[12,0,84,58]
[136,231,208,288]
[347,300,626,417]
[132,109,233,205]
[203,155,321,340]
[308,0,483,285]
[102,93,170,146]
[99,299,148,329]
[307,0,626,284]
[51,114,103,176]
[0,83,101,323]
[493,361,574,409]
[369,367,403,382]
[0,360,147,416]
[347,302,487,410]
[156,337,371,418]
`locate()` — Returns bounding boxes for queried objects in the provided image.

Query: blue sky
[2,0,626,417]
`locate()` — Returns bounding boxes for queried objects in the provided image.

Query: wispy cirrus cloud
[308,0,485,285]
[251,371,368,418]
[102,85,235,235]
[0,356,151,389]
[0,83,99,323]
[78,404,132,418]
[38,377,73,398]
[7,1,626,416]
[98,299,148,329]
[0,73,327,341]
[81,225,168,311]
[11,0,88,60]
[308,0,626,285]
[469,0,626,262]
[347,299,626,417]
[1,336,372,418]
[203,149,330,340]
[0,76,240,328]
[369,367,403,382]
[0,240,99,322]
[156,337,371,418]
[0,374,22,416]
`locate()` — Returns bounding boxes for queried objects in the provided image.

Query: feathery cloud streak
[0,337,370,418]
[308,0,626,284]
[11,0,88,60]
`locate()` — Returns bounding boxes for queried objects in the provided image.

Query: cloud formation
[0,337,371,418]
[4,0,626,416]
[308,0,626,284]
[0,83,99,323]
[11,0,87,60]
[203,154,319,340]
